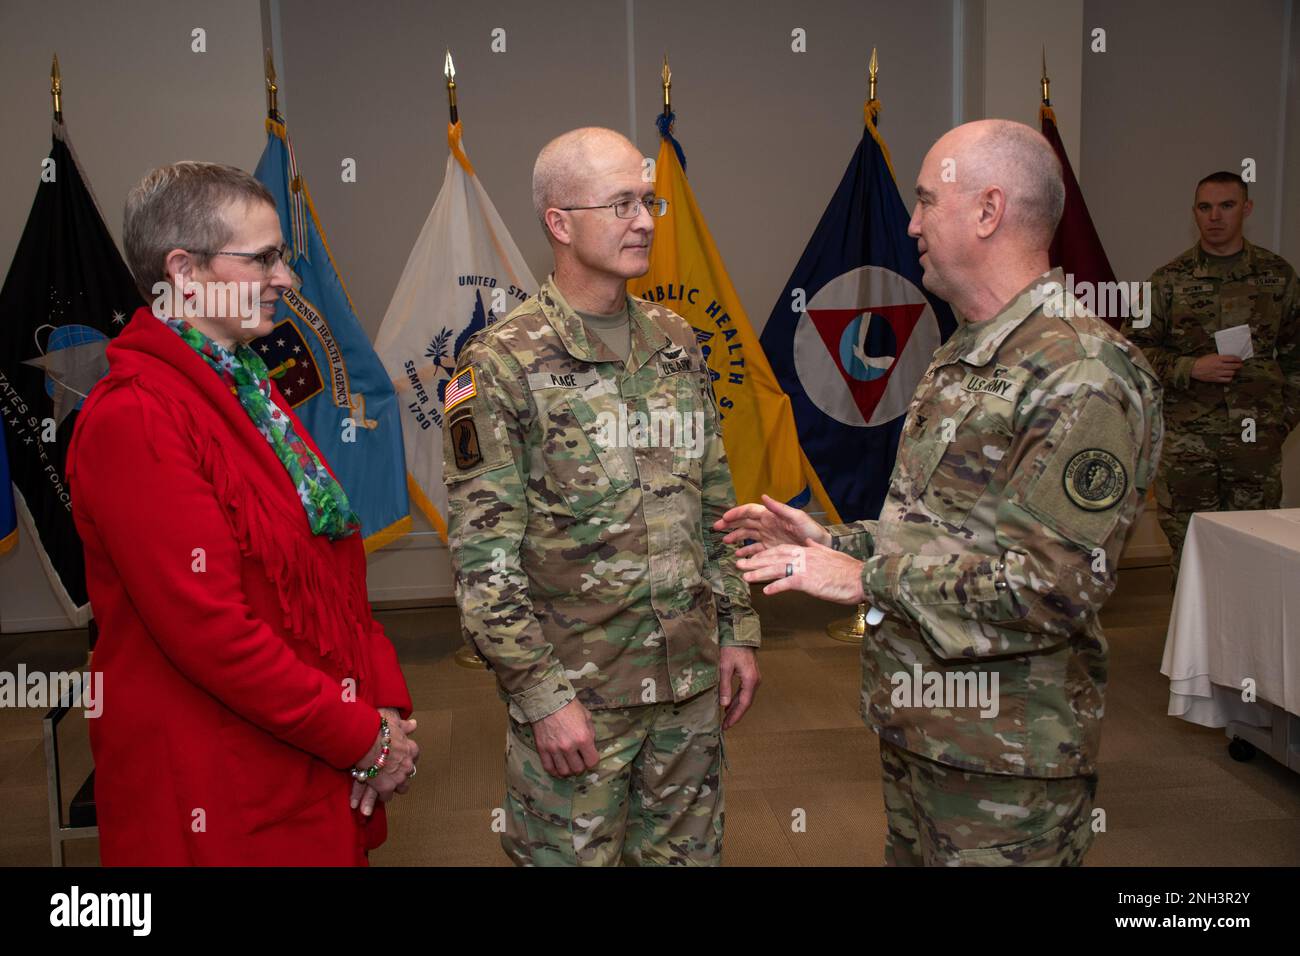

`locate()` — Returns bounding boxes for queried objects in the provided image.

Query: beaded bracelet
[351,715,391,782]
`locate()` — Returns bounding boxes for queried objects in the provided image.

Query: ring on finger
[785,563,794,578]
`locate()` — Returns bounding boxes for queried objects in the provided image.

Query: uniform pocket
[503,719,577,866]
[670,374,708,488]
[916,401,1011,526]
[539,395,630,517]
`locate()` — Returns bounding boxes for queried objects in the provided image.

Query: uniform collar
[538,274,669,372]
[941,267,1064,368]
[1190,239,1257,280]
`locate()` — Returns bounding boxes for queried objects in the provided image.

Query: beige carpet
[2,565,1298,867]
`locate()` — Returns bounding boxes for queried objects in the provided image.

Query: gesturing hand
[715,494,831,557]
[532,698,598,779]
[350,709,419,817]
[736,539,867,605]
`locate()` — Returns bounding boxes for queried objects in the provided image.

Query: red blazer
[67,307,412,866]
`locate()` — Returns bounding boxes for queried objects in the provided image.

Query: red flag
[1040,104,1119,329]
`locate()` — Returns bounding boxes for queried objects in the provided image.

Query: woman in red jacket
[67,161,417,865]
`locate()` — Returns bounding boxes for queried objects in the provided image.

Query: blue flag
[1,420,15,556]
[254,117,410,550]
[761,110,957,523]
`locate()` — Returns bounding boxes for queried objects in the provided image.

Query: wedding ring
[785,563,794,578]
[409,765,417,778]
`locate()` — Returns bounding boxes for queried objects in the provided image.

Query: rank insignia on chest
[444,368,477,413]
[449,415,483,470]
[962,372,1018,402]
[1063,449,1127,511]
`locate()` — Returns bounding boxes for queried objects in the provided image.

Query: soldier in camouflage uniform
[1125,172,1300,580]
[444,128,761,866]
[721,120,1162,866]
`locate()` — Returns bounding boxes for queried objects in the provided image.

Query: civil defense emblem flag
[0,120,143,619]
[254,116,411,550]
[637,114,829,512]
[374,122,537,538]
[760,108,957,523]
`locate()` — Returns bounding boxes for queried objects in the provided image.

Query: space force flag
[1,420,18,556]
[0,120,142,619]
[254,116,410,550]
[375,122,537,538]
[760,105,957,523]
[638,114,829,513]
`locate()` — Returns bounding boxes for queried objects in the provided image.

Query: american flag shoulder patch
[444,368,477,413]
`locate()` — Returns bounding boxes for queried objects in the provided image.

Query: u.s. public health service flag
[375,122,537,538]
[638,114,828,513]
[254,116,410,550]
[761,106,957,522]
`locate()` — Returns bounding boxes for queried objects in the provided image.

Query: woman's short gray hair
[122,161,275,300]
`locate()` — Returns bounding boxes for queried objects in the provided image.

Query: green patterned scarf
[164,317,360,540]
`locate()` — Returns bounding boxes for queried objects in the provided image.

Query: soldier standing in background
[443,127,761,866]
[1126,171,1300,582]
[718,120,1162,866]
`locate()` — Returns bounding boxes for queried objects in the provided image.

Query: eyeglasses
[197,243,291,273]
[559,198,669,219]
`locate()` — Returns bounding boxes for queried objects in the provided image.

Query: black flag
[0,121,142,619]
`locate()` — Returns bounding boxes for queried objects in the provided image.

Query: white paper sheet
[1214,323,1254,360]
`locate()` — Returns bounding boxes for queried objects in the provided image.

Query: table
[1160,509,1300,772]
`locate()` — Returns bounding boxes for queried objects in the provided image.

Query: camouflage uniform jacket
[828,269,1163,777]
[1127,240,1300,435]
[444,276,759,724]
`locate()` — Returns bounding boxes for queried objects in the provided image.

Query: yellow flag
[636,132,833,513]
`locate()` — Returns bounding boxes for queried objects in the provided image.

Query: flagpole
[51,54,62,124]
[1041,45,1051,107]
[445,48,488,672]
[445,50,459,125]
[827,47,882,646]
[265,48,279,120]
[662,54,671,118]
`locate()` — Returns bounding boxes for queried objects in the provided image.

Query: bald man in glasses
[443,127,761,866]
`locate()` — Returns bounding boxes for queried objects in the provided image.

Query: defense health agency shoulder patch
[444,368,477,413]
[1063,449,1127,511]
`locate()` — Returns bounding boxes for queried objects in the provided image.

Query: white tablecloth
[1161,509,1300,727]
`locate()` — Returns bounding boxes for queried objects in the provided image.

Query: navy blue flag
[760,109,957,523]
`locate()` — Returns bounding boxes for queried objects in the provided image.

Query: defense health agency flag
[0,120,143,619]
[761,106,957,523]
[1041,104,1119,329]
[254,115,410,550]
[374,121,536,538]
[637,114,830,512]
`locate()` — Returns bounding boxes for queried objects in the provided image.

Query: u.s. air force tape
[1062,449,1127,511]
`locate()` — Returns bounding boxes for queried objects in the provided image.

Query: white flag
[376,123,537,538]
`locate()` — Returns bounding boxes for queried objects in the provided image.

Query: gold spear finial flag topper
[1041,45,1051,105]
[445,49,458,124]
[662,54,672,115]
[869,46,878,102]
[51,53,62,122]
[265,47,279,118]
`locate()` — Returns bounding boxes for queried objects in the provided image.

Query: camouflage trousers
[879,741,1097,866]
[1156,428,1284,581]
[502,688,723,866]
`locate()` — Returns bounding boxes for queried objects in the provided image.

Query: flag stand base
[454,646,489,670]
[826,603,868,644]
